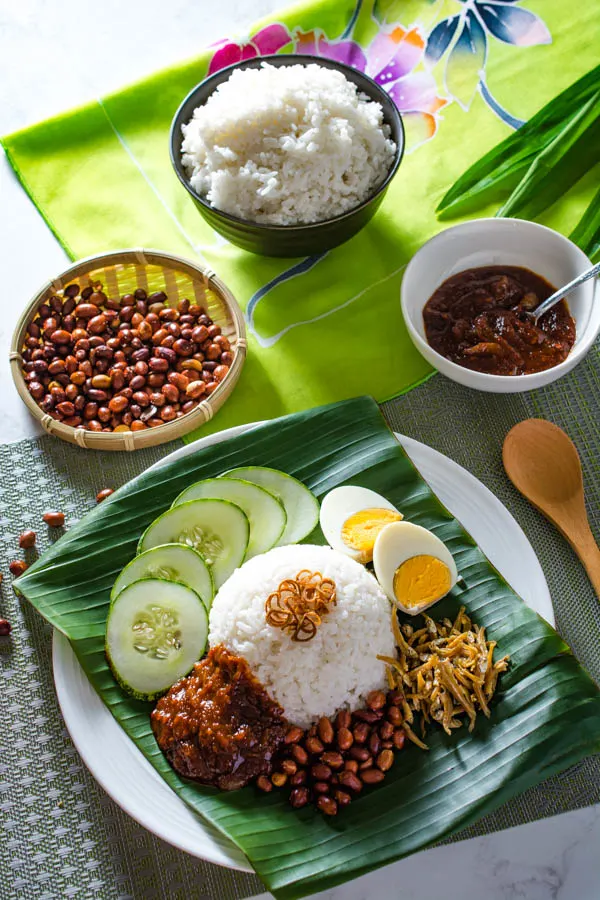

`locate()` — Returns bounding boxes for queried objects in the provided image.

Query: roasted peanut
[387,706,402,726]
[312,781,330,795]
[289,787,309,809]
[379,721,394,741]
[56,401,75,417]
[304,736,324,755]
[74,303,100,318]
[393,729,406,750]
[336,726,354,750]
[160,405,176,422]
[43,511,65,527]
[316,796,337,816]
[317,717,334,745]
[310,763,332,782]
[22,283,228,435]
[185,380,206,400]
[291,744,308,766]
[109,395,128,414]
[361,768,385,785]
[338,771,362,793]
[334,790,352,808]
[321,751,344,770]
[256,775,272,793]
[349,746,370,763]
[213,365,230,382]
[19,530,36,549]
[368,732,381,756]
[352,722,369,744]
[353,709,382,724]
[335,709,352,730]
[284,725,304,745]
[377,749,394,772]
[366,690,386,710]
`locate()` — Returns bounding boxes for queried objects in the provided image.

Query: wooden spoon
[503,418,600,598]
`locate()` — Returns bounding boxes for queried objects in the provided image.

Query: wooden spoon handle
[565,523,600,600]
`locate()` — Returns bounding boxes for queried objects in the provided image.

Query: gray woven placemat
[1,340,598,899]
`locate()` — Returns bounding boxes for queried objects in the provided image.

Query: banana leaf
[436,64,600,219]
[571,183,600,262]
[14,397,600,899]
[496,91,600,220]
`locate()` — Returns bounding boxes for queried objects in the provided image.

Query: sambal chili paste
[423,265,576,376]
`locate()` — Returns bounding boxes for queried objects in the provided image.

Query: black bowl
[169,54,405,258]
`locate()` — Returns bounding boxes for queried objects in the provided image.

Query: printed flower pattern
[207,24,291,75]
[205,1,551,147]
[293,25,447,149]
[208,22,447,153]
[425,0,551,109]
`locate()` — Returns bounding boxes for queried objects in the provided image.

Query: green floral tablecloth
[2,0,598,441]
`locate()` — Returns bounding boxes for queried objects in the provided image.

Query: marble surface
[1,2,599,898]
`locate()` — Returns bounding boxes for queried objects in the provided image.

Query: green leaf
[496,91,600,220]
[437,64,600,219]
[14,397,600,900]
[570,183,600,262]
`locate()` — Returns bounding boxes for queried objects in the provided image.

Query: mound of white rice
[208,544,394,727]
[181,63,396,226]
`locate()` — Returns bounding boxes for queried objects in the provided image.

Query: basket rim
[10,247,247,450]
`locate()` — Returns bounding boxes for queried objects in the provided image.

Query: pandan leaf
[437,65,600,219]
[570,183,600,262]
[496,91,600,219]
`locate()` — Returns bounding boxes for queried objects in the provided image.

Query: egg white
[373,521,458,613]
[319,485,401,562]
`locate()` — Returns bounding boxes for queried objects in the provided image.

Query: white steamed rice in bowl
[181,62,396,226]
[208,544,394,728]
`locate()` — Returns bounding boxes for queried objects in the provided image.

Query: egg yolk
[393,555,452,608]
[341,508,403,562]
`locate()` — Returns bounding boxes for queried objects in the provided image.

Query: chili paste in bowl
[422,266,576,376]
[400,219,599,394]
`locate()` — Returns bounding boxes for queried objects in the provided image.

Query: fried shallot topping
[378,606,509,748]
[265,570,337,642]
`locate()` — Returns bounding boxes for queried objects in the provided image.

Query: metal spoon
[529,261,600,323]
[503,418,600,599]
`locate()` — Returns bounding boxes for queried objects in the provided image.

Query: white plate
[53,426,554,872]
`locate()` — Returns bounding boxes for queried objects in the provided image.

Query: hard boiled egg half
[373,521,458,615]
[319,485,403,564]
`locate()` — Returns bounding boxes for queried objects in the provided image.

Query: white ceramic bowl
[401,218,599,393]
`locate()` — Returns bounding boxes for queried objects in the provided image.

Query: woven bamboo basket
[10,248,246,451]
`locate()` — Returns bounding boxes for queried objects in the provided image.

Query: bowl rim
[169,53,405,233]
[400,217,599,388]
[10,247,247,450]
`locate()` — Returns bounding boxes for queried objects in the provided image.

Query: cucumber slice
[105,579,208,700]
[224,466,319,545]
[138,499,248,589]
[110,543,214,609]
[173,478,286,559]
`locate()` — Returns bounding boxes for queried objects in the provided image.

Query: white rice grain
[181,63,396,225]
